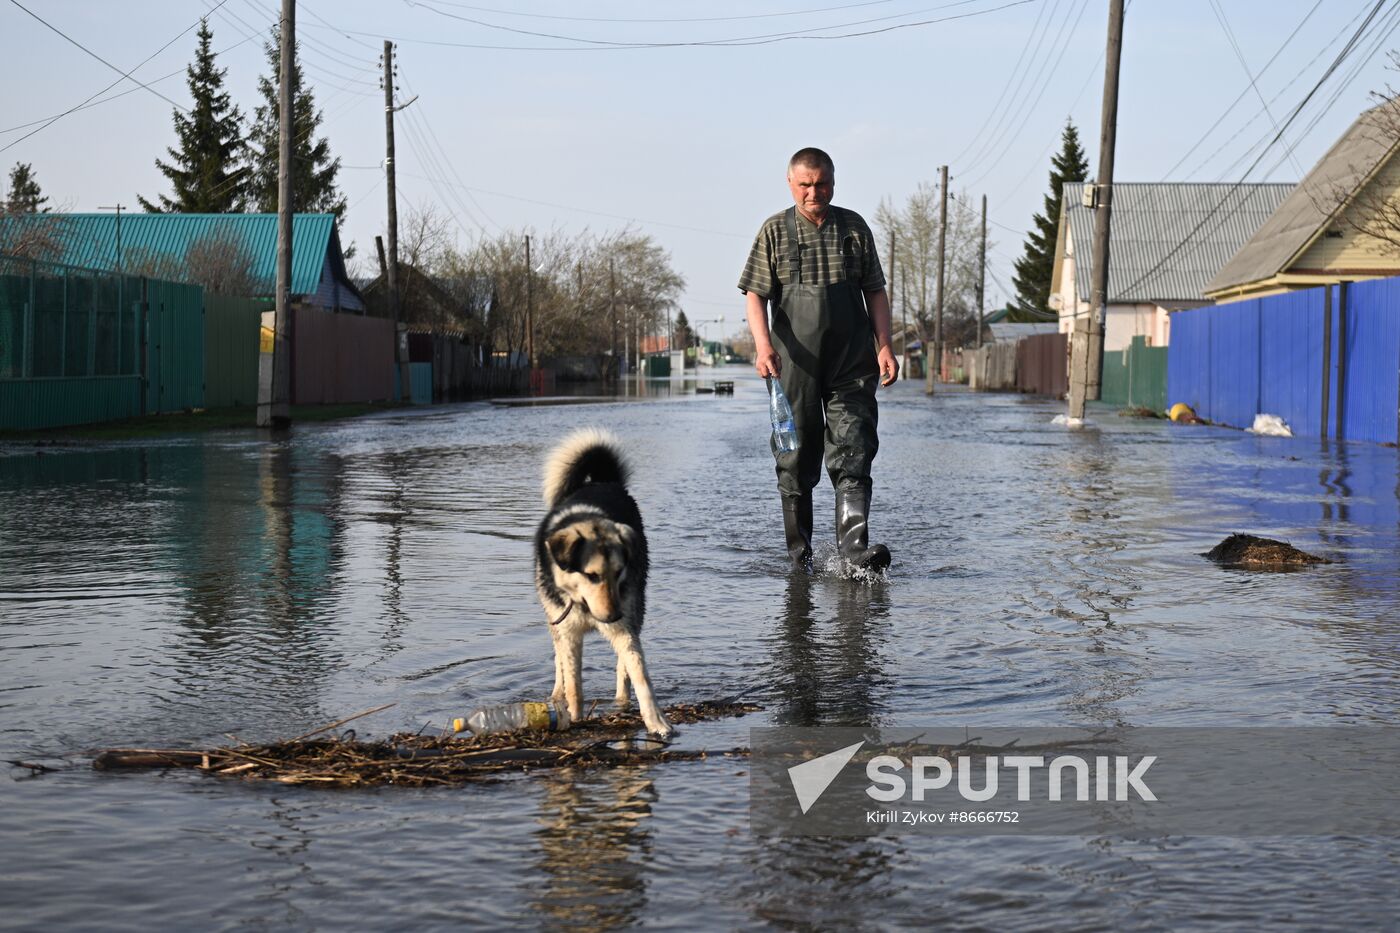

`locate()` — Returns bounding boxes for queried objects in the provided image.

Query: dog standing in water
[534,429,674,738]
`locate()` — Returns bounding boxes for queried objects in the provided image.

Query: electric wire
[957,0,1073,173]
[0,0,232,154]
[1206,0,1305,177]
[303,0,1040,51]
[946,0,1058,169]
[960,0,1092,189]
[409,0,905,25]
[1118,0,1393,297]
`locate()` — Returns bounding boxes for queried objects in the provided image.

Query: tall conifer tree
[246,29,346,222]
[5,162,49,212]
[1011,120,1089,318]
[139,20,246,213]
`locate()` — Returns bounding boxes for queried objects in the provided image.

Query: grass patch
[1,402,404,441]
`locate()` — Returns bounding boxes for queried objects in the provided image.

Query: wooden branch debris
[91,699,761,787]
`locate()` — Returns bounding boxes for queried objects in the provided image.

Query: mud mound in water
[91,700,760,787]
[1204,534,1330,569]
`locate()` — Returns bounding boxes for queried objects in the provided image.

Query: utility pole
[1071,0,1124,419]
[888,227,896,376]
[98,203,125,272]
[977,194,987,349]
[382,40,412,403]
[524,234,534,373]
[901,263,909,381]
[609,258,618,384]
[258,0,294,429]
[927,164,948,395]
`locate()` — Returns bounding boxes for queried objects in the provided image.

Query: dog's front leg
[550,623,585,721]
[613,657,631,710]
[601,628,673,738]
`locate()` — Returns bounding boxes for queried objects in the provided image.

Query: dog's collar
[550,601,574,626]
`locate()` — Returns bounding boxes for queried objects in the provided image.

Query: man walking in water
[739,147,898,573]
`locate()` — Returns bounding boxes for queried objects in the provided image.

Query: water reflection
[764,571,893,726]
[531,768,656,929]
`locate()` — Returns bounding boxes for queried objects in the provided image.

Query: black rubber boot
[782,494,814,571]
[835,488,891,573]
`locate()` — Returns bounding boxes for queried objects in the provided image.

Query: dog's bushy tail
[542,428,631,507]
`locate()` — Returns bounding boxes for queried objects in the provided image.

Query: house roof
[1206,100,1400,295]
[1059,182,1294,304]
[1,213,340,297]
[989,322,1059,343]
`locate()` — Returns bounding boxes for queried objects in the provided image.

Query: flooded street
[4,368,1399,930]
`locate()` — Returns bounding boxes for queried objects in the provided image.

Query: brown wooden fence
[1015,332,1068,398]
[292,306,395,404]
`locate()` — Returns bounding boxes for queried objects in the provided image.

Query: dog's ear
[616,524,638,560]
[547,528,584,572]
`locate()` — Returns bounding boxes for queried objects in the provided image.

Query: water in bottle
[452,701,572,736]
[767,377,799,453]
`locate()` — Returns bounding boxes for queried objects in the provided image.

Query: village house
[0,212,363,312]
[1051,182,1292,349]
[1207,100,1400,302]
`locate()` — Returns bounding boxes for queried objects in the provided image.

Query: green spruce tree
[1011,120,1089,319]
[246,29,346,222]
[138,19,246,213]
[5,162,49,213]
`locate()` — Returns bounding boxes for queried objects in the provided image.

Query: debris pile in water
[91,700,760,788]
[1204,534,1330,569]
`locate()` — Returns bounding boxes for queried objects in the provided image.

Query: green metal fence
[204,293,264,408]
[1100,335,1168,412]
[0,255,206,429]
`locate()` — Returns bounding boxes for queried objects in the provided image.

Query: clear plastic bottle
[452,701,571,736]
[767,377,799,453]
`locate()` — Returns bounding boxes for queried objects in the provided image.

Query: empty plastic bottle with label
[767,377,799,453]
[452,701,571,736]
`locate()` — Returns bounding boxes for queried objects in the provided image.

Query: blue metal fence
[1167,278,1400,444]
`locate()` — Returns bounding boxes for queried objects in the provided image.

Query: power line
[947,0,1058,168]
[1119,0,1393,298]
[1206,0,1305,177]
[398,74,500,232]
[960,0,1092,188]
[958,0,1073,172]
[405,0,997,48]
[303,0,1040,51]
[0,0,234,154]
[6,0,199,116]
[414,0,905,25]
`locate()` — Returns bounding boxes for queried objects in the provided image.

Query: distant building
[1207,101,1400,303]
[1051,182,1292,349]
[0,212,363,312]
[360,260,482,338]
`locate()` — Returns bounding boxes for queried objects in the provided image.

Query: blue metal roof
[1,213,339,297]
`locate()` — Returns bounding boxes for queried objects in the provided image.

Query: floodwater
[3,368,1399,931]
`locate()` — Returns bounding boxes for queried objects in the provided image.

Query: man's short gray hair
[788,147,835,177]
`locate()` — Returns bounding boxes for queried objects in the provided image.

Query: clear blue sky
[3,0,1396,338]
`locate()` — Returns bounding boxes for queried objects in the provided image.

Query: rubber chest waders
[769,206,880,501]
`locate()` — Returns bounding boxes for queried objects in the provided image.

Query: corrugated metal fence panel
[292,306,394,405]
[409,362,433,404]
[0,376,141,429]
[1168,280,1400,442]
[1209,299,1263,430]
[1126,337,1168,411]
[1340,278,1400,444]
[1167,307,1209,413]
[1257,289,1323,438]
[145,279,205,413]
[1100,348,1127,406]
[204,294,263,408]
